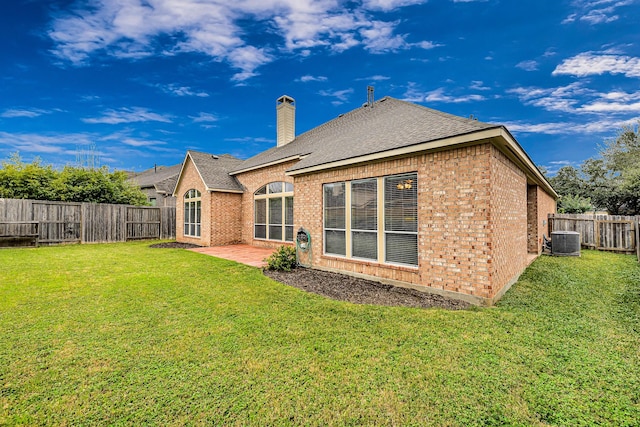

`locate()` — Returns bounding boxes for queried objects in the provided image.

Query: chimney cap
[277,95,295,105]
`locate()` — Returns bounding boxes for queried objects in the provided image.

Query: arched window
[184,189,201,237]
[254,182,293,242]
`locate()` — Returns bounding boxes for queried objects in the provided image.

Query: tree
[0,153,148,205]
[557,194,592,214]
[585,122,640,215]
[0,153,57,200]
[549,165,587,196]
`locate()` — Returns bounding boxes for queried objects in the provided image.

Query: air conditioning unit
[551,231,580,256]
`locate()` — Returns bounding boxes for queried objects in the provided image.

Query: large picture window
[254,182,294,242]
[322,173,418,267]
[184,189,201,237]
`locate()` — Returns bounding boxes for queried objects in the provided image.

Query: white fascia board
[497,128,558,198]
[285,128,503,176]
[171,152,193,196]
[285,127,557,198]
[229,155,301,176]
[206,188,244,194]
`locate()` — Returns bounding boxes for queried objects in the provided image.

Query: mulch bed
[264,268,471,310]
[149,242,201,249]
[150,242,470,310]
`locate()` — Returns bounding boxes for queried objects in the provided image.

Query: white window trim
[183,189,201,238]
[323,182,347,257]
[322,173,418,268]
[254,182,294,242]
[350,178,378,262]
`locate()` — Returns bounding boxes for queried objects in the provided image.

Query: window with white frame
[254,182,294,242]
[384,174,418,266]
[324,182,346,256]
[351,179,377,260]
[184,189,201,237]
[322,172,418,267]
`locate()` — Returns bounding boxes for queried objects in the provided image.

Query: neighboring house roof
[154,174,178,195]
[129,164,182,189]
[230,96,556,198]
[174,151,244,194]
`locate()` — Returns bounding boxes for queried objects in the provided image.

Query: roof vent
[366,86,374,108]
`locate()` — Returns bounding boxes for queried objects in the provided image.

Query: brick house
[173,95,557,305]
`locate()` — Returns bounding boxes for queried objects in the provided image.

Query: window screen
[324,182,346,256]
[384,173,418,266]
[351,179,377,260]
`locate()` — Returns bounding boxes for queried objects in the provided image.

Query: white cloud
[579,90,640,112]
[404,85,486,104]
[508,82,592,113]
[48,0,441,81]
[516,60,539,71]
[510,80,640,116]
[298,75,328,83]
[158,84,209,97]
[82,107,173,124]
[361,0,426,11]
[562,0,635,25]
[356,75,391,82]
[1,108,53,118]
[0,131,95,154]
[426,88,485,103]
[469,81,490,91]
[190,112,220,123]
[225,136,274,143]
[415,40,443,50]
[553,52,640,77]
[319,88,355,105]
[121,138,167,147]
[503,116,640,135]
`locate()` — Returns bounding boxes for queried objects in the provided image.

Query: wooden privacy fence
[0,198,175,246]
[549,213,640,260]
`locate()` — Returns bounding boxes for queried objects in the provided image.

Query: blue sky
[1,0,639,174]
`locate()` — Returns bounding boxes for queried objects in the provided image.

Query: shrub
[264,245,297,271]
[558,194,593,214]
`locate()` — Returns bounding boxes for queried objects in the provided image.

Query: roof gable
[173,151,244,194]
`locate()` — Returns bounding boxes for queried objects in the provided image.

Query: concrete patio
[188,244,277,268]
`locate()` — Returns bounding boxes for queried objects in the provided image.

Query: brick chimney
[276,95,295,147]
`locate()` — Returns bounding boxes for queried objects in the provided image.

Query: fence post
[636,216,639,263]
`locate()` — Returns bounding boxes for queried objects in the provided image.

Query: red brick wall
[489,146,528,297]
[419,145,494,298]
[294,144,503,300]
[532,186,556,253]
[174,156,211,246]
[177,141,547,304]
[527,185,539,253]
[234,161,296,249]
[210,192,243,246]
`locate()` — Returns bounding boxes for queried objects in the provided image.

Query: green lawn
[1,242,639,426]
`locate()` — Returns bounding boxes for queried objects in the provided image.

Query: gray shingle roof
[129,163,182,188]
[232,96,500,174]
[154,174,178,194]
[187,151,244,192]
